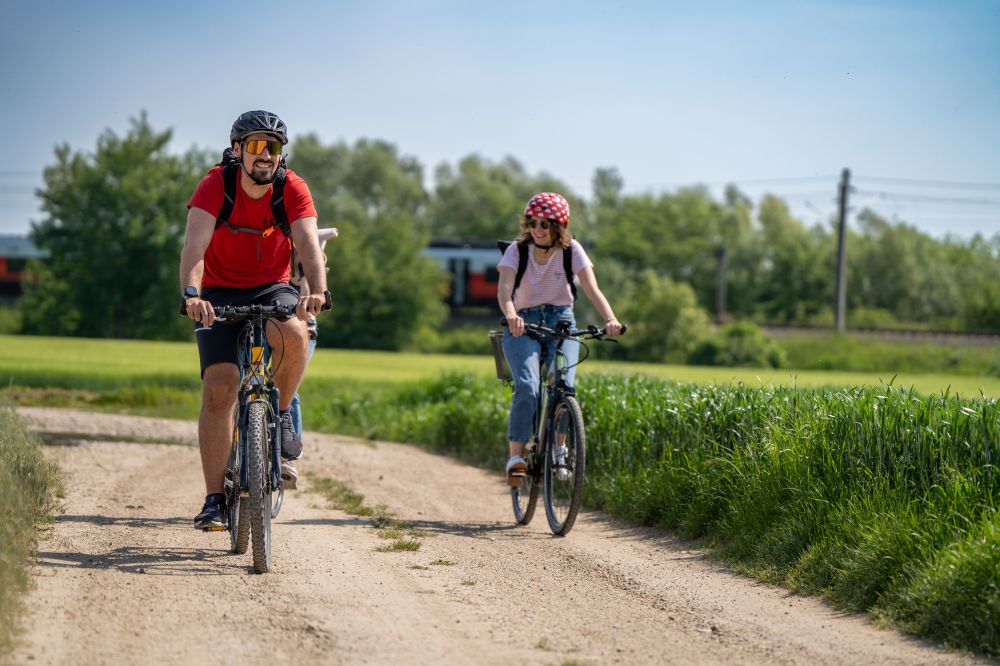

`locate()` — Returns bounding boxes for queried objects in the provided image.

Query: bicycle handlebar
[213,303,299,321]
[500,319,627,340]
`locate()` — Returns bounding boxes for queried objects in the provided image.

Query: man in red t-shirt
[179,110,329,530]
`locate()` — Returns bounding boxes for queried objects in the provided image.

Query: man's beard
[249,161,276,185]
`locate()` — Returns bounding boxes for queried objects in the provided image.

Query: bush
[0,305,20,335]
[0,405,60,656]
[609,270,711,363]
[407,324,492,356]
[689,321,786,368]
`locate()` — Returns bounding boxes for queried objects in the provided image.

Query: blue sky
[3,0,998,238]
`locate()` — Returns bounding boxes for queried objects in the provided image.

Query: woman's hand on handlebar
[505,314,525,337]
[604,316,624,337]
[185,297,215,327]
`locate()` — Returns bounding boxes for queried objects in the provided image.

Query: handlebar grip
[620,323,628,335]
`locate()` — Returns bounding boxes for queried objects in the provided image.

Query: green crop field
[2,334,999,398]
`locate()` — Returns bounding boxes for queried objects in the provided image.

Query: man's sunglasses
[526,219,552,230]
[243,139,283,156]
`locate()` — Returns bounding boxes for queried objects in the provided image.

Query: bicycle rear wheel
[226,445,249,554]
[246,400,273,573]
[543,396,585,536]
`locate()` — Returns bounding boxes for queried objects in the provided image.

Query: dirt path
[8,407,988,666]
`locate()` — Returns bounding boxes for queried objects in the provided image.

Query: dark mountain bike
[492,320,626,536]
[215,303,298,573]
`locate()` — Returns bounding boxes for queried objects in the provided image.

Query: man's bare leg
[199,363,240,494]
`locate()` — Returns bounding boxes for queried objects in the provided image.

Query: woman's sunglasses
[244,139,283,156]
[526,219,552,230]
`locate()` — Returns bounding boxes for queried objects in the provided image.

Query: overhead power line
[855,175,1000,191]
[854,190,1000,206]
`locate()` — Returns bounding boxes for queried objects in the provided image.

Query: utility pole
[715,245,728,324]
[834,168,851,332]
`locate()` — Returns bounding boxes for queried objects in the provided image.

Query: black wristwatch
[179,286,200,314]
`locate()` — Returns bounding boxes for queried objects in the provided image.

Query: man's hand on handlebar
[185,297,215,327]
[296,289,332,321]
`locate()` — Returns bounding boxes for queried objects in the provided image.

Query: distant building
[0,235,47,300]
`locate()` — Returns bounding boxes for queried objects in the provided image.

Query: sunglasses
[243,139,283,156]
[526,219,552,230]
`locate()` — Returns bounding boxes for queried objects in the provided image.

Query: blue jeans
[502,305,578,442]
[289,336,317,438]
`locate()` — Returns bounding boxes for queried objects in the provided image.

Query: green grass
[777,332,1000,377]
[0,405,60,658]
[374,539,422,552]
[3,334,1000,403]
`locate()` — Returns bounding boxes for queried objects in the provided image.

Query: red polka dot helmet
[524,192,570,226]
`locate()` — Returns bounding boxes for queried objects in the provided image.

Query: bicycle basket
[488,330,513,382]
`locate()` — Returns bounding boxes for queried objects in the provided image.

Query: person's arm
[576,266,622,336]
[497,266,524,337]
[179,206,217,326]
[289,216,326,320]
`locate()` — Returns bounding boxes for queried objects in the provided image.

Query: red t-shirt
[187,166,317,288]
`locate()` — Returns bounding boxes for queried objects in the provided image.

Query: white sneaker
[505,455,527,486]
[280,459,299,490]
[554,445,571,481]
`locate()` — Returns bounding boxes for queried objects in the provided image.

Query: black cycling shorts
[195,282,300,377]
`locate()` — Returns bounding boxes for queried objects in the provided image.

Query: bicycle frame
[525,328,576,479]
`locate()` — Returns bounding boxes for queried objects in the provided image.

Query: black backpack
[497,239,577,301]
[214,148,291,239]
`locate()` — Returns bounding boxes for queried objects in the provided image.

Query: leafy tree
[748,195,833,323]
[848,210,963,326]
[426,155,581,241]
[289,135,447,349]
[22,113,207,339]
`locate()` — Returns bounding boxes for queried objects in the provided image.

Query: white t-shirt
[497,240,593,311]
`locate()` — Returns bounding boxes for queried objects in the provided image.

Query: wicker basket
[488,330,512,382]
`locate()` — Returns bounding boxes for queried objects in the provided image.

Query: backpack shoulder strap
[216,161,238,229]
[512,240,529,297]
[563,241,577,300]
[269,161,291,238]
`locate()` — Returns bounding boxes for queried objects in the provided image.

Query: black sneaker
[279,410,303,459]
[193,493,226,531]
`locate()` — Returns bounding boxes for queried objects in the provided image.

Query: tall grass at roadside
[0,405,60,657]
[299,371,998,656]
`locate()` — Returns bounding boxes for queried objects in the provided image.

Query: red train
[424,238,503,308]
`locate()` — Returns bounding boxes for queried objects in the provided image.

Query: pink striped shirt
[497,240,593,311]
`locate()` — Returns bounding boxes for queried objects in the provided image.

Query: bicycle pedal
[201,525,226,532]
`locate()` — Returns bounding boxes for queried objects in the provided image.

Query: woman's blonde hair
[514,216,572,250]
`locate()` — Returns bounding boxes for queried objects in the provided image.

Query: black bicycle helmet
[229,110,288,145]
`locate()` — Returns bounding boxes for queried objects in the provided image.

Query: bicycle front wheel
[543,396,586,536]
[247,400,273,573]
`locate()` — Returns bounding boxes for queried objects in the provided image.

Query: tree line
[19,114,1000,361]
